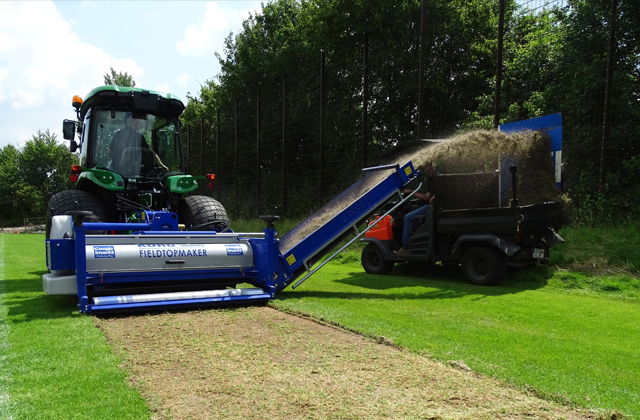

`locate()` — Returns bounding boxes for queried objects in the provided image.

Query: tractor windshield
[91,110,184,179]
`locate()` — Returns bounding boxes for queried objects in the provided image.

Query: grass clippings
[279,168,394,253]
[280,128,567,252]
[96,306,601,420]
[402,129,565,208]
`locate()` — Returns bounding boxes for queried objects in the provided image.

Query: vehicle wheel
[46,190,106,239]
[461,245,506,286]
[361,243,394,275]
[179,195,229,231]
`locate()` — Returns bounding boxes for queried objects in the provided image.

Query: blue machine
[44,162,419,313]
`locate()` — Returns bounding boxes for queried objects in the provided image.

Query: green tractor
[47,85,227,237]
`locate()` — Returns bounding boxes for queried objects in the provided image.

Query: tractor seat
[119,147,155,177]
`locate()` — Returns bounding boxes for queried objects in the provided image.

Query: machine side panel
[47,239,75,270]
[85,242,254,272]
[437,207,517,235]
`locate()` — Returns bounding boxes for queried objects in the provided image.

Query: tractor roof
[80,85,185,120]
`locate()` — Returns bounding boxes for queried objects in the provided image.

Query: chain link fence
[184,0,639,223]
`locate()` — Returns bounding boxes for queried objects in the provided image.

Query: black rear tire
[46,190,106,239]
[361,243,395,275]
[179,195,229,231]
[461,245,506,286]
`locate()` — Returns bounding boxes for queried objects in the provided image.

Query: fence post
[216,109,220,202]
[185,124,190,173]
[362,32,369,169]
[282,72,288,216]
[234,100,238,219]
[600,0,618,190]
[200,117,204,194]
[494,0,505,129]
[418,0,428,139]
[319,51,325,205]
[256,86,261,216]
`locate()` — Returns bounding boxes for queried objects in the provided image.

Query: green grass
[267,223,640,418]
[544,225,640,298]
[230,217,302,236]
[2,224,639,418]
[272,261,640,417]
[552,224,640,271]
[244,220,640,415]
[0,234,150,420]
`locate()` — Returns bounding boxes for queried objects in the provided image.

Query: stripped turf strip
[97,306,602,420]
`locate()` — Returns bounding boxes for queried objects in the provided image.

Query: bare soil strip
[94,306,605,420]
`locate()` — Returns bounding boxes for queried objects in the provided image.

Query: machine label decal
[138,246,208,258]
[225,245,243,256]
[404,166,412,176]
[94,246,116,259]
[138,244,176,248]
[286,254,296,265]
[136,244,210,258]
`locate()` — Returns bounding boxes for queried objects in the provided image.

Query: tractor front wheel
[46,190,106,239]
[179,195,229,231]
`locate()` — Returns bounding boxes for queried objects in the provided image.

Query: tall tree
[104,67,136,87]
[0,145,38,225]
[20,130,77,204]
[181,0,640,221]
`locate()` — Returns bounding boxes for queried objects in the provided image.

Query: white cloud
[0,1,143,147]
[177,74,191,86]
[176,1,260,57]
[10,88,45,110]
[0,68,7,103]
[154,83,170,94]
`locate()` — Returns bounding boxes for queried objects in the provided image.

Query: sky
[0,0,263,149]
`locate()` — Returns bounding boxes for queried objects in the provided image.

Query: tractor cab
[89,109,182,179]
[51,85,223,232]
[64,86,186,183]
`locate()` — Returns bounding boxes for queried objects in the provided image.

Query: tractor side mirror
[62,120,76,141]
[69,141,79,153]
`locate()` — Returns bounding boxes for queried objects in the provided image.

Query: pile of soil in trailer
[400,129,564,208]
[96,306,601,420]
[280,129,565,252]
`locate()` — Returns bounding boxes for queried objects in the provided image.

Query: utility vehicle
[361,165,564,286]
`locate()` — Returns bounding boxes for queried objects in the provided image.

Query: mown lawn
[0,234,150,420]
[272,259,640,417]
[1,224,639,418]
[266,223,640,418]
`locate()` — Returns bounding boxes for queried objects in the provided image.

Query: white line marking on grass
[0,235,14,420]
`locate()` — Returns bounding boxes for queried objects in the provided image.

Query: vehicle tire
[361,243,395,275]
[461,245,506,286]
[179,195,229,231]
[45,190,106,239]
